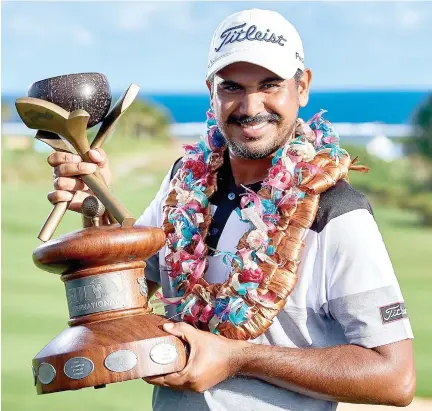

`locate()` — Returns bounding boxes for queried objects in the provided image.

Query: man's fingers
[54,177,88,192]
[47,151,101,214]
[48,150,108,170]
[68,191,91,212]
[143,372,190,389]
[162,322,196,341]
[161,372,190,388]
[88,148,108,167]
[54,162,97,177]
[143,376,167,387]
[47,190,74,204]
[47,190,90,212]
[48,152,82,167]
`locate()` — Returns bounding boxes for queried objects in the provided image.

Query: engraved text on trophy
[65,273,126,317]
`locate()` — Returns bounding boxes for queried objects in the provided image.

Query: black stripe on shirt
[170,157,184,179]
[310,179,374,233]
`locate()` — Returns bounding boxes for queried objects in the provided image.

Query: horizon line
[2,87,431,97]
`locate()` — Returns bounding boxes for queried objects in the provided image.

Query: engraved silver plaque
[150,343,178,365]
[104,350,138,372]
[64,357,94,380]
[32,365,37,386]
[65,273,126,317]
[38,362,56,385]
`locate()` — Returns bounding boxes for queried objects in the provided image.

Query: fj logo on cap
[215,23,287,52]
[380,302,408,324]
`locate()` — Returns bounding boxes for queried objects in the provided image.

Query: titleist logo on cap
[380,302,408,324]
[214,23,287,52]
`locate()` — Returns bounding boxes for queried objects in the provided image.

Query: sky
[2,0,432,94]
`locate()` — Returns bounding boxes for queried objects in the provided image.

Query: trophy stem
[61,261,149,326]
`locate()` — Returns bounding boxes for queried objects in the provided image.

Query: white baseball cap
[207,9,304,81]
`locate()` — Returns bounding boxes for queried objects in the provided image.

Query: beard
[216,114,297,160]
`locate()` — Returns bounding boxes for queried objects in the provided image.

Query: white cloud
[352,1,429,31]
[6,14,50,39]
[73,27,94,47]
[116,2,199,34]
[118,3,162,31]
[5,11,96,47]
[394,3,426,31]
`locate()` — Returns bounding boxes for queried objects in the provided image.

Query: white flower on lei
[240,249,260,271]
[246,229,268,251]
[281,155,296,176]
[291,141,316,162]
[175,185,194,204]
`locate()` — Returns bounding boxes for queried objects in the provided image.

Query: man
[48,9,415,411]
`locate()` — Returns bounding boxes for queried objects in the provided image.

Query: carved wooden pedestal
[32,225,187,395]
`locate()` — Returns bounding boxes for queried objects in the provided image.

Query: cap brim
[206,50,300,81]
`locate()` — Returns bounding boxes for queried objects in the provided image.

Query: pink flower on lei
[183,159,208,179]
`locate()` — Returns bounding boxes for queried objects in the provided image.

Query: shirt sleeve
[323,208,414,348]
[135,166,174,285]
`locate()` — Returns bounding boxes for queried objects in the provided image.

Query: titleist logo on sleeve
[214,23,287,52]
[380,302,408,324]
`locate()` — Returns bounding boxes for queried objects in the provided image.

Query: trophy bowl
[27,72,112,128]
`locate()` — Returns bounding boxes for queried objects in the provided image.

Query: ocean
[2,90,430,125]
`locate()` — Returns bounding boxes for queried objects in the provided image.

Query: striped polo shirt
[136,154,413,411]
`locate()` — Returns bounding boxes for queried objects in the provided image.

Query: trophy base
[32,314,187,394]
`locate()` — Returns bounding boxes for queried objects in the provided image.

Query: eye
[261,83,279,90]
[222,85,241,92]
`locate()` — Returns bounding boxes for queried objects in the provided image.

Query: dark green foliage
[345,143,432,226]
[405,94,432,159]
[113,98,172,141]
[1,100,11,123]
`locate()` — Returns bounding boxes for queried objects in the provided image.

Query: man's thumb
[163,322,192,339]
[88,149,106,166]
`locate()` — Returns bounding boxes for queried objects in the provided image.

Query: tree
[406,94,432,158]
[1,101,11,123]
[402,93,432,225]
[114,98,171,141]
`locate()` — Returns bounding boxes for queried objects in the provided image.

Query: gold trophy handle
[36,133,112,242]
[38,201,69,242]
[80,150,108,187]
[80,173,135,227]
[91,83,140,148]
[80,150,117,224]
[35,133,73,242]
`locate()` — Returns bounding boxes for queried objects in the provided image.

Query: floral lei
[159,109,365,340]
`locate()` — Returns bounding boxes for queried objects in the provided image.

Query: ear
[206,80,214,109]
[298,68,312,108]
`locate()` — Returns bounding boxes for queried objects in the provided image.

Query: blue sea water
[144,91,430,125]
[2,91,430,125]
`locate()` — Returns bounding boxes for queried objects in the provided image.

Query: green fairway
[2,146,432,410]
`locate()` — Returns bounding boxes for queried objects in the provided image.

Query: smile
[238,122,272,139]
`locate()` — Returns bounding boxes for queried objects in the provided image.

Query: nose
[237,91,265,118]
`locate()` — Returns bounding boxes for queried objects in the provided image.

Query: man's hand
[144,322,248,393]
[145,322,415,406]
[47,148,112,212]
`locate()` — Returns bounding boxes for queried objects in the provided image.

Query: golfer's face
[211,62,303,160]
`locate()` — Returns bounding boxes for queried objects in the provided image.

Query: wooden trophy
[15,73,187,395]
